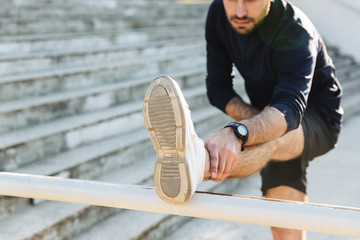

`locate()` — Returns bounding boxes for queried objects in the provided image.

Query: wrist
[224,122,248,151]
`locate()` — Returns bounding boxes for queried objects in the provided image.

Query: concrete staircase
[0,0,359,239]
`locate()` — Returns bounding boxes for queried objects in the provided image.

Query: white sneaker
[143,76,205,204]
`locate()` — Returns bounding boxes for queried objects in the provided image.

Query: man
[143,0,343,239]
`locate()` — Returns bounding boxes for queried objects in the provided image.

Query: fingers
[211,154,237,182]
[209,149,219,179]
[204,129,241,182]
[206,142,238,182]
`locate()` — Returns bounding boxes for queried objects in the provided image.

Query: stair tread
[0,37,203,61]
[0,100,141,149]
[0,156,155,239]
[0,25,203,43]
[0,80,209,149]
[0,48,205,84]
[75,209,167,240]
[14,127,148,176]
[12,105,220,178]
[0,71,206,114]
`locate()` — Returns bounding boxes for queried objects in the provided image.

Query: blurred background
[0,0,358,239]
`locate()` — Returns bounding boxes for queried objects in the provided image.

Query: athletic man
[143,0,343,239]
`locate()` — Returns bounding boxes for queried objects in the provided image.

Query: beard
[228,0,271,35]
[229,15,257,35]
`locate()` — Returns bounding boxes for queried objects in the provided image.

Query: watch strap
[224,122,248,151]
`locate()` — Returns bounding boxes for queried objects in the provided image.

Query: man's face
[223,0,272,35]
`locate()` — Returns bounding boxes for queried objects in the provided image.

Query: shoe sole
[143,76,192,204]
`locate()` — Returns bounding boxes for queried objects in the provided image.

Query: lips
[233,20,251,26]
[232,19,253,28]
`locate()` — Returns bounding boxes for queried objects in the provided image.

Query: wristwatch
[224,122,249,151]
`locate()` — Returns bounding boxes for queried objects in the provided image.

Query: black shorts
[260,106,341,195]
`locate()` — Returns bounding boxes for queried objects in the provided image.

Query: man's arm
[205,0,239,113]
[240,106,287,145]
[221,95,287,147]
[205,106,287,181]
[225,96,260,121]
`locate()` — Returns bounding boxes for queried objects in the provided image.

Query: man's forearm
[224,96,288,146]
[240,106,287,146]
[225,96,260,121]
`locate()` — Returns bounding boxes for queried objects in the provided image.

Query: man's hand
[204,127,242,182]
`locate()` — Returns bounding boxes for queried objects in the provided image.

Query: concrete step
[0,81,215,171]
[0,26,204,54]
[4,0,121,7]
[341,75,360,96]
[0,129,151,219]
[163,216,270,240]
[0,38,204,76]
[0,49,206,101]
[0,101,143,171]
[0,68,207,134]
[3,1,205,8]
[0,157,154,240]
[0,2,209,18]
[334,63,360,118]
[0,14,205,36]
[336,64,360,81]
[12,94,216,178]
[342,91,360,122]
[332,55,356,69]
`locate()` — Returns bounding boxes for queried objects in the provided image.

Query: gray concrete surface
[164,114,360,240]
[307,114,360,240]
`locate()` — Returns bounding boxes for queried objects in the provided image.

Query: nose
[235,1,248,18]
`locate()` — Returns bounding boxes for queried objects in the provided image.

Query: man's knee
[265,186,307,239]
[264,185,307,202]
[271,226,306,240]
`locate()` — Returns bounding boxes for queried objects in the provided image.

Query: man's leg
[204,125,306,240]
[225,124,305,178]
[266,186,307,240]
[260,126,307,239]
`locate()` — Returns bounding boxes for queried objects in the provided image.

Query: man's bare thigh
[271,124,305,161]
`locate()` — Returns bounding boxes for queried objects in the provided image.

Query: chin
[231,23,255,35]
[234,27,255,35]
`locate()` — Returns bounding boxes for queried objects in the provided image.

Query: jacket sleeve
[270,40,317,132]
[205,2,238,113]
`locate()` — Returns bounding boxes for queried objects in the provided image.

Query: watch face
[237,125,248,136]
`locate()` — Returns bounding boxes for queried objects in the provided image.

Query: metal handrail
[0,172,359,237]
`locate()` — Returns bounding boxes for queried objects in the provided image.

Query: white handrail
[0,172,359,237]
